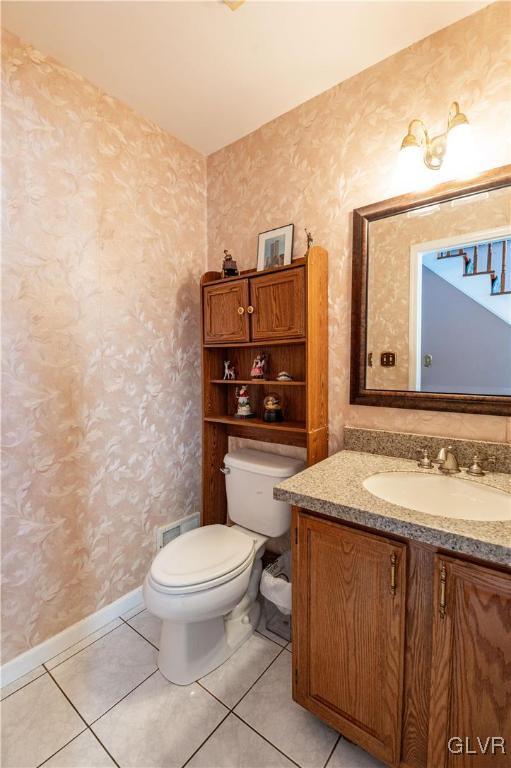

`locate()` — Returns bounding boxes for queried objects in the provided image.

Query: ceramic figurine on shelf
[250,352,268,380]
[304,228,313,257]
[276,371,293,381]
[222,249,239,278]
[223,360,236,380]
[234,386,256,419]
[263,393,283,423]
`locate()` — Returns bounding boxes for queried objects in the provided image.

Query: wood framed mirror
[351,164,511,416]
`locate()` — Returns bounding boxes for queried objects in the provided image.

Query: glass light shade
[442,122,478,180]
[393,144,429,193]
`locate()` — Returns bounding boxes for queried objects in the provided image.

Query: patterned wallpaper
[2,3,511,666]
[1,30,206,663]
[366,188,511,389]
[208,2,511,448]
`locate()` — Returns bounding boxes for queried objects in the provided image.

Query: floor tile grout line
[119,606,146,622]
[196,680,232,709]
[120,617,159,650]
[196,637,285,711]
[43,622,125,672]
[230,644,288,711]
[255,628,289,649]
[88,724,122,768]
[180,710,232,768]
[88,668,159,726]
[323,733,342,768]
[34,668,94,768]
[35,728,88,768]
[0,669,48,702]
[231,711,303,768]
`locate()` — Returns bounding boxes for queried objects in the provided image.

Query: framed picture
[257,224,294,271]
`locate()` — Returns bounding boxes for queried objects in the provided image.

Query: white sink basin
[363,472,511,522]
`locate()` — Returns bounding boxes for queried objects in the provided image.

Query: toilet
[143,448,304,685]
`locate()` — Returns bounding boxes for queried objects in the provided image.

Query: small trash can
[260,551,292,642]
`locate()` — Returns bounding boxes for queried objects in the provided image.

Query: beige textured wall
[366,188,511,389]
[1,30,206,663]
[208,2,511,448]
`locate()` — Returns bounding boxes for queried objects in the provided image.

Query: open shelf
[210,379,306,386]
[204,415,306,433]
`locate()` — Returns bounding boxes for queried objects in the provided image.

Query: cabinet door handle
[390,553,397,596]
[439,563,447,619]
[237,306,245,315]
[247,305,254,314]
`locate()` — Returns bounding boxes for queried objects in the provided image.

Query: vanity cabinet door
[249,268,305,341]
[203,280,250,344]
[293,512,407,766]
[428,556,511,768]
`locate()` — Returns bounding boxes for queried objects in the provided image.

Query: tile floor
[1,604,385,768]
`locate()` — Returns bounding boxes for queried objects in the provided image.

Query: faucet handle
[417,449,433,469]
[485,455,497,472]
[467,454,485,476]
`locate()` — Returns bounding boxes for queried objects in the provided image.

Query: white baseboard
[0,586,143,688]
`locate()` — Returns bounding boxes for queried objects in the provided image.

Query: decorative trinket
[234,385,256,419]
[304,228,313,257]
[222,249,239,278]
[250,352,268,380]
[223,360,236,380]
[276,371,293,381]
[263,393,283,423]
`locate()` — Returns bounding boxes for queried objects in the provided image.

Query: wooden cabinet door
[293,513,407,766]
[250,268,305,341]
[428,556,511,768]
[203,280,250,344]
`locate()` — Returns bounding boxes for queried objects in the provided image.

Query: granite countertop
[274,450,511,566]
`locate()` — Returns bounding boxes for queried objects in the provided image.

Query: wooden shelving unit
[201,246,328,526]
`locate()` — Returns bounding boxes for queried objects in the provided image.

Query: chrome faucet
[435,445,460,474]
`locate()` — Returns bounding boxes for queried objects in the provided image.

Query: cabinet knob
[247,306,254,314]
[237,306,245,315]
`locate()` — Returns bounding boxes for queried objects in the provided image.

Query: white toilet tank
[223,449,305,538]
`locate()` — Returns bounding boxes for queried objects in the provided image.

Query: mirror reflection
[366,187,511,395]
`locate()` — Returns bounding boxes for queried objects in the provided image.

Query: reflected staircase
[436,239,511,296]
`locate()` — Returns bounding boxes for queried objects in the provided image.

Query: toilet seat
[149,524,255,595]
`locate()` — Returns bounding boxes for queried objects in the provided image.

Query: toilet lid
[150,525,254,589]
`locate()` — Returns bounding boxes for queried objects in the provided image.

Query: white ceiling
[2,1,486,155]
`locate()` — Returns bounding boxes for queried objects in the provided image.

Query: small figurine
[222,249,239,278]
[250,352,268,380]
[223,360,236,380]
[304,228,313,257]
[263,393,283,423]
[276,371,293,381]
[234,386,255,419]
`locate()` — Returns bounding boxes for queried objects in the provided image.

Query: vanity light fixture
[397,102,476,187]
[223,1,246,9]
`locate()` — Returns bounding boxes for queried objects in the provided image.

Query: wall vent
[155,513,200,551]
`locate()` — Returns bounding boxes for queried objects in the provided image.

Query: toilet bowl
[144,448,304,685]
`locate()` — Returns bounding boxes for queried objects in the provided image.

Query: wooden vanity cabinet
[292,510,511,768]
[428,556,511,768]
[293,513,407,766]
